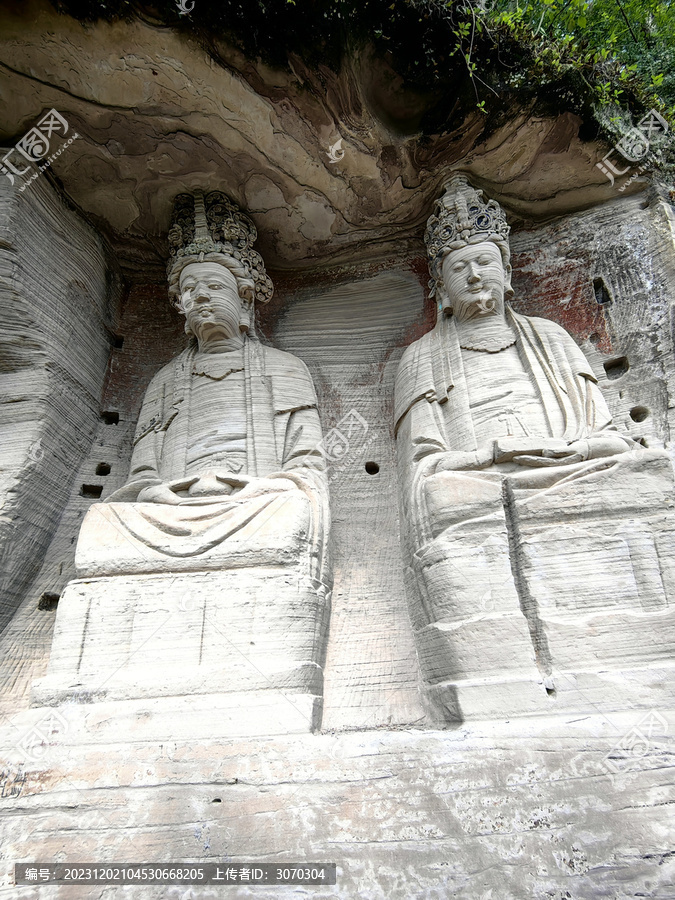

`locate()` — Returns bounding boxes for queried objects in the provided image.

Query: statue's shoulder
[513,311,596,377]
[143,349,190,392]
[258,343,312,376]
[514,311,574,341]
[400,328,433,359]
[396,330,434,383]
[256,343,317,410]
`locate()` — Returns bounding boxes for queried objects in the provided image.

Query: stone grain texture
[1,128,675,900]
[0,175,121,635]
[3,189,675,728]
[0,714,673,899]
[0,0,650,280]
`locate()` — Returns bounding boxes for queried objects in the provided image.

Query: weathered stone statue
[80,191,329,580]
[37,192,332,734]
[395,175,675,723]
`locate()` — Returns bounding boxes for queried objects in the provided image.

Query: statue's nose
[467,264,481,283]
[192,283,211,301]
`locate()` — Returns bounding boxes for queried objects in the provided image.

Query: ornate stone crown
[425,174,511,297]
[166,190,274,305]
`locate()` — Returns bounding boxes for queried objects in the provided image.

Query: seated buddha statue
[37,191,331,727]
[394,175,675,722]
[76,190,329,586]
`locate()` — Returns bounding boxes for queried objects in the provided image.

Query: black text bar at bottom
[15,863,337,885]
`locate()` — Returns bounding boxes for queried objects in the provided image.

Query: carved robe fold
[394,307,633,547]
[77,338,329,586]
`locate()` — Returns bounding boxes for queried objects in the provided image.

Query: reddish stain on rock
[510,248,613,355]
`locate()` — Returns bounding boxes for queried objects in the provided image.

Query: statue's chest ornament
[191,363,244,382]
[458,321,517,353]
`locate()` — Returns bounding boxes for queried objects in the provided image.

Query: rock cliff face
[0,0,644,280]
[0,3,674,899]
[0,176,121,637]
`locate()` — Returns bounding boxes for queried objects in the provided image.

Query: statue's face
[441,242,508,322]
[179,262,243,342]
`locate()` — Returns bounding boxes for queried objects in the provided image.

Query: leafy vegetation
[487,0,675,112]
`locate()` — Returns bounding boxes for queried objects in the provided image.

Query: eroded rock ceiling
[0,0,635,278]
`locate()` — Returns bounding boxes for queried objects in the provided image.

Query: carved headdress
[166,190,274,307]
[424,174,512,299]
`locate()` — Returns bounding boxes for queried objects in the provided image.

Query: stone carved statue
[80,190,329,585]
[37,192,332,733]
[395,175,675,723]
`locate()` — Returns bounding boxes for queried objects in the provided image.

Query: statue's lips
[461,287,499,297]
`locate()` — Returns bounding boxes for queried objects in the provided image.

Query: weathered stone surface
[271,269,430,731]
[0,175,121,636]
[0,122,674,900]
[0,0,648,280]
[3,185,675,729]
[1,711,673,898]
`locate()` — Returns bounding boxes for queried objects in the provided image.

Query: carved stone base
[514,451,675,676]
[33,569,331,735]
[425,663,675,724]
[409,452,675,724]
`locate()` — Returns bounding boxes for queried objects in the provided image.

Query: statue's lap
[33,490,329,732]
[75,490,313,578]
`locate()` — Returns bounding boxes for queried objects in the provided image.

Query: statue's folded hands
[136,482,186,505]
[510,434,634,467]
[220,473,299,500]
[432,444,494,473]
[493,437,569,464]
[135,472,301,508]
[429,433,634,472]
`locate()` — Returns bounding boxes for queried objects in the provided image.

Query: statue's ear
[436,282,453,316]
[504,262,515,299]
[239,298,252,333]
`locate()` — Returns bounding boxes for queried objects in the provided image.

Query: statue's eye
[479,257,491,265]
[452,264,464,273]
[209,283,223,289]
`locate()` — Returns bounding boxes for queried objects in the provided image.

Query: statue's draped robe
[394,307,632,547]
[80,339,329,585]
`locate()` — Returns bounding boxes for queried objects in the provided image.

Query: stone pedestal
[515,450,675,676]
[33,568,330,735]
[2,710,674,899]
[409,452,675,724]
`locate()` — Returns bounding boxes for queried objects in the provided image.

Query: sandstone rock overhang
[0,0,648,280]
